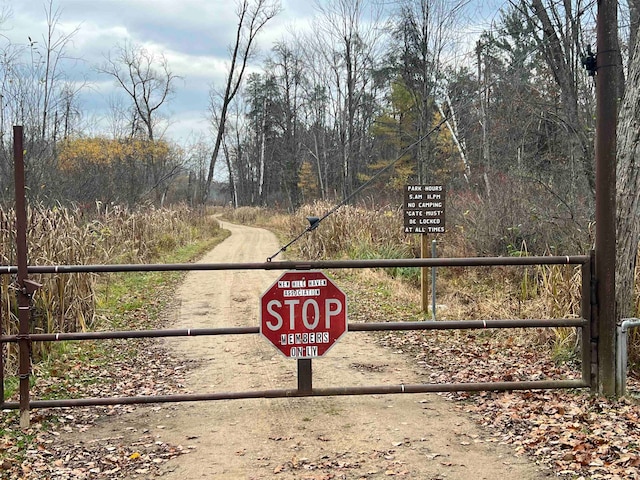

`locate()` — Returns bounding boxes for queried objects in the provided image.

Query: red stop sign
[260,271,347,359]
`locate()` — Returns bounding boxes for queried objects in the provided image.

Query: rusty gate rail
[2,380,588,410]
[0,318,587,342]
[0,254,590,274]
[0,254,594,412]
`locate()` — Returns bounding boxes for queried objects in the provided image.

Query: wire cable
[266,112,454,262]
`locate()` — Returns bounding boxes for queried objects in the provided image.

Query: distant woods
[0,0,633,236]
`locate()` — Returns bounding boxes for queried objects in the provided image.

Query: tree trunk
[258,96,267,202]
[616,33,640,321]
[630,0,640,65]
[477,41,490,176]
[528,0,595,193]
[203,0,280,205]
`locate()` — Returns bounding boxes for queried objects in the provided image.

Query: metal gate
[0,257,596,419]
[0,127,597,427]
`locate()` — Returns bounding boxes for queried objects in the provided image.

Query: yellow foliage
[370,76,466,185]
[431,111,465,179]
[58,137,171,171]
[432,110,454,155]
[298,160,319,201]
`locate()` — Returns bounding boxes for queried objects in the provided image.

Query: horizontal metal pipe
[0,326,261,342]
[0,255,590,275]
[1,379,588,409]
[619,317,640,333]
[0,318,587,343]
[350,318,587,331]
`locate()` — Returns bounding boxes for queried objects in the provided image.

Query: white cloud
[1,0,256,144]
[0,0,497,145]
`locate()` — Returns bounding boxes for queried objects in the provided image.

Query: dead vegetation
[0,203,222,374]
[2,202,640,478]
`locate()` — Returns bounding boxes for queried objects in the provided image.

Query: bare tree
[616,72,640,323]
[203,0,281,204]
[40,0,81,140]
[297,33,334,201]
[524,0,597,193]
[392,0,468,184]
[310,0,385,198]
[0,1,84,201]
[104,94,132,140]
[209,87,247,207]
[265,41,305,209]
[99,42,180,204]
[99,42,177,141]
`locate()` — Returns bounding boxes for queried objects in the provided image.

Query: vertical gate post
[431,239,437,320]
[13,126,31,428]
[594,0,618,397]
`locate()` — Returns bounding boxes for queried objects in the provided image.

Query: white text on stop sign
[264,298,343,331]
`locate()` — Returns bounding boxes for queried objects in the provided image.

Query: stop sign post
[260,271,348,359]
[260,271,348,393]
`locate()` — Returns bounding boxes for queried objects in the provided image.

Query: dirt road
[95,220,552,479]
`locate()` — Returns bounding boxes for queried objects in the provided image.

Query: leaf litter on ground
[4,267,640,479]
[337,269,640,480]
[2,315,200,479]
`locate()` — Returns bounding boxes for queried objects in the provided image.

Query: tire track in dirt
[96,220,553,479]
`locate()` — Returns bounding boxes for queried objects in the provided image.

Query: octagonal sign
[260,271,347,359]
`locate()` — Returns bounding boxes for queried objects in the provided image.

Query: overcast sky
[3,0,501,146]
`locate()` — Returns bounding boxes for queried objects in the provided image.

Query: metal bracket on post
[616,318,640,397]
[22,279,42,296]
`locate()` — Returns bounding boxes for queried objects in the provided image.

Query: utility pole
[595,0,619,396]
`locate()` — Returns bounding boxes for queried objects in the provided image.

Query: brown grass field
[0,200,636,378]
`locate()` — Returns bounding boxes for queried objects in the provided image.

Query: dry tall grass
[290,201,412,260]
[231,202,591,360]
[0,203,220,369]
[220,202,640,367]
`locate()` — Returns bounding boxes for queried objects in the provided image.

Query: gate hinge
[21,279,42,296]
[590,278,598,306]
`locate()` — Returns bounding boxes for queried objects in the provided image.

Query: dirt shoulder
[59,220,551,480]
